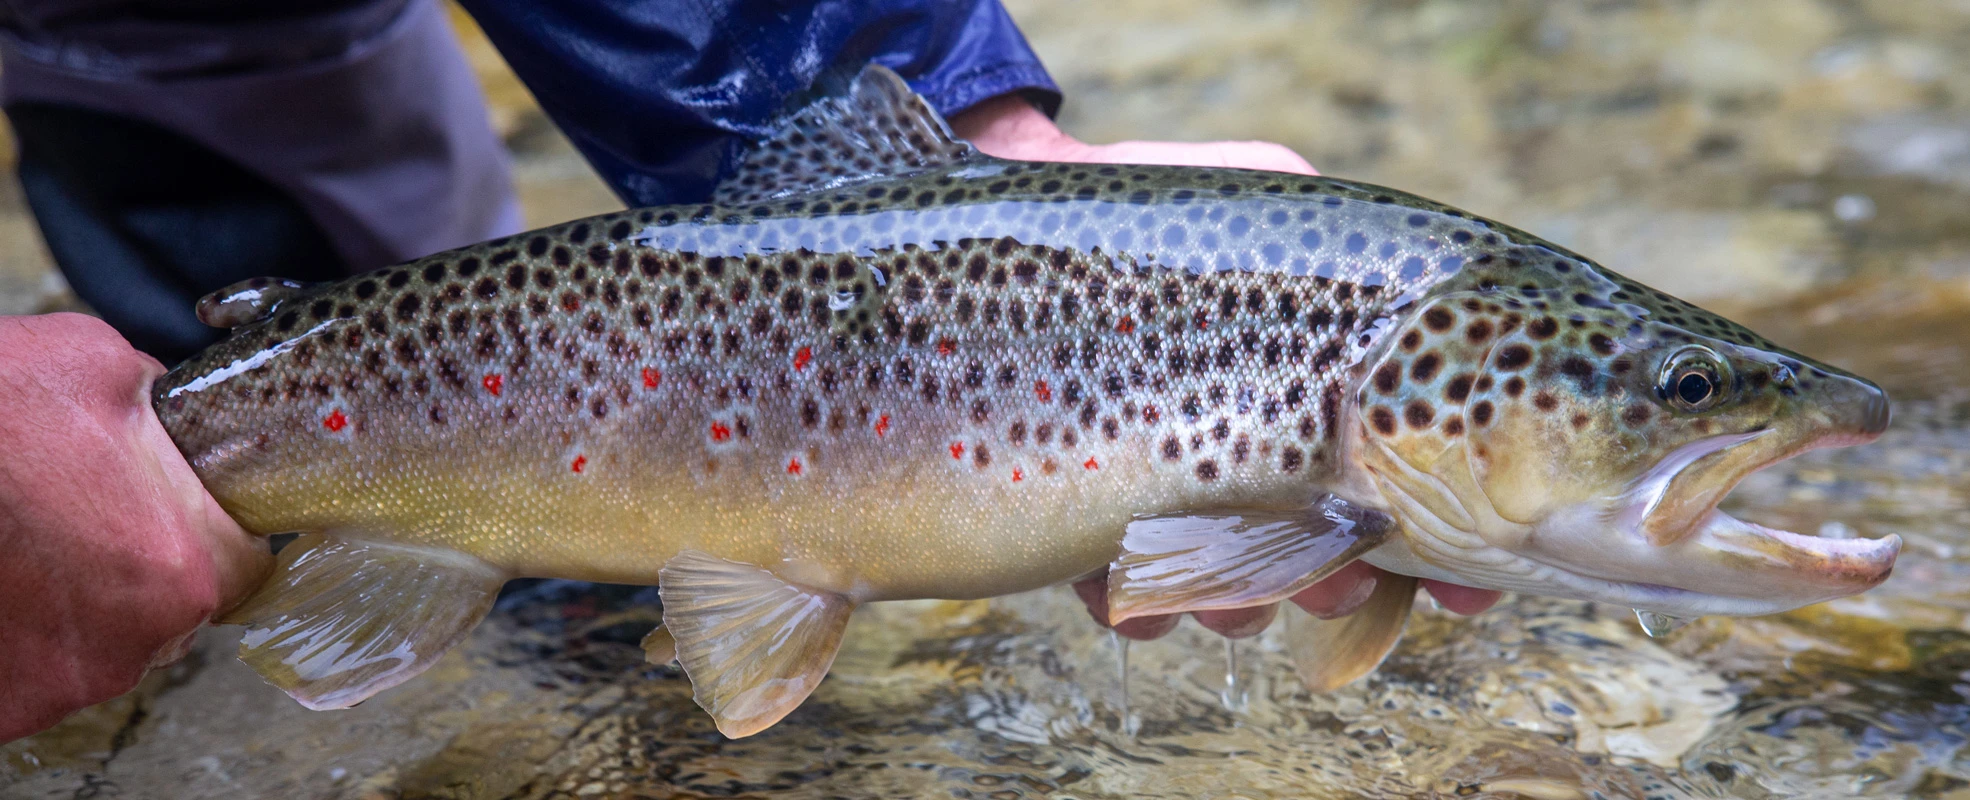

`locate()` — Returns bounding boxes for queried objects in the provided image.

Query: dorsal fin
[713,64,979,206]
[195,277,314,329]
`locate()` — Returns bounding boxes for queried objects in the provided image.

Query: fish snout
[1819,372,1891,445]
[1860,381,1892,437]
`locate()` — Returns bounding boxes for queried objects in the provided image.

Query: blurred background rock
[9,0,1970,321]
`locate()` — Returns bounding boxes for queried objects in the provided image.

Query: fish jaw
[1524,502,1900,618]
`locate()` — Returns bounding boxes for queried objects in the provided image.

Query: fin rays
[712,65,979,206]
[658,551,855,738]
[1107,495,1394,623]
[220,533,506,710]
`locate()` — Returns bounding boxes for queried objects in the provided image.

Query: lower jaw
[1360,543,1835,619]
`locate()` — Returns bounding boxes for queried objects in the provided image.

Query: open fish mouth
[1602,422,1900,612]
[1500,403,1899,619]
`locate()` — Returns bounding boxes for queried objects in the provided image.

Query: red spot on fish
[793,346,813,371]
[936,337,955,355]
[710,421,732,442]
[787,457,802,475]
[1012,468,1024,482]
[482,374,503,396]
[1195,310,1211,330]
[874,414,890,437]
[1084,457,1099,470]
[949,441,965,459]
[642,367,661,389]
[570,455,587,473]
[322,409,348,432]
[1035,380,1052,403]
[1117,317,1135,334]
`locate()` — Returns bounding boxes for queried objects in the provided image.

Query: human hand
[0,313,271,742]
[950,96,1505,640]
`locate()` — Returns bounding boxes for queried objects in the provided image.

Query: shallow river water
[8,1,1970,798]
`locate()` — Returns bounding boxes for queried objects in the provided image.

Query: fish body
[161,158,1412,602]
[155,67,1898,737]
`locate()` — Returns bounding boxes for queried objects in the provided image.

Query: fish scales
[155,65,1897,735]
[160,162,1480,599]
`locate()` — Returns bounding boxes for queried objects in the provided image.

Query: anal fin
[1107,494,1393,624]
[658,551,855,738]
[217,533,506,710]
[1285,573,1418,692]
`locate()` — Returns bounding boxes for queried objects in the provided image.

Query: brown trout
[156,66,1898,738]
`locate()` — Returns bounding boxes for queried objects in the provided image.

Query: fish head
[1350,258,1896,617]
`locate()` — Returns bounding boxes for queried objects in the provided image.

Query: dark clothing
[11,104,351,362]
[0,0,1058,360]
[1,0,520,280]
[459,0,1058,206]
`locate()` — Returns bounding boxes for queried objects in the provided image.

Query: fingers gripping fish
[155,66,1898,737]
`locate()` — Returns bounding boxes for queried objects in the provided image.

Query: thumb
[132,374,271,615]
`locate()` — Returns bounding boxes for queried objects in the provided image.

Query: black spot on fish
[1560,356,1596,389]
[1370,406,1397,435]
[1496,345,1532,371]
[394,293,422,321]
[1423,307,1454,332]
[1374,363,1402,394]
[1404,400,1434,428]
[1411,353,1441,382]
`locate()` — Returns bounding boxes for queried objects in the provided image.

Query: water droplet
[1111,630,1139,737]
[1220,638,1246,712]
[1634,609,1694,638]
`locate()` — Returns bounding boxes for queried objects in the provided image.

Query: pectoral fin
[657,551,855,738]
[1106,494,1394,624]
[217,533,506,710]
[1285,573,1418,692]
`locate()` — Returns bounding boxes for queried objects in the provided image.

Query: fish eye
[1658,346,1729,413]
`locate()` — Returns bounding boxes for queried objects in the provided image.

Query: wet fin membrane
[1106,495,1394,624]
[1285,573,1418,692]
[219,533,506,710]
[712,64,979,205]
[658,551,856,738]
